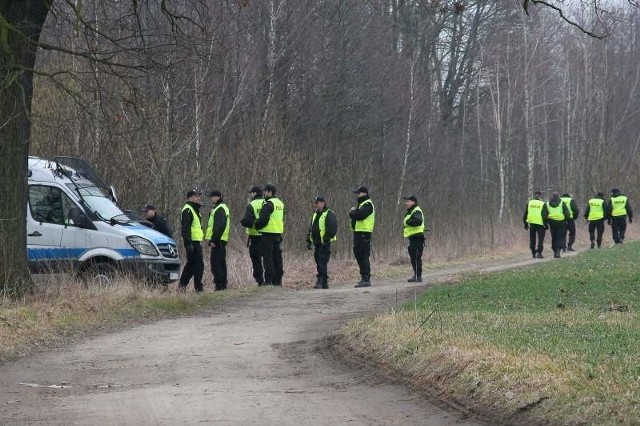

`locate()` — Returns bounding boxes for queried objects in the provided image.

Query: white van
[27,157,181,284]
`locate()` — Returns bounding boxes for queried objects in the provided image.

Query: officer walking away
[179,189,205,292]
[403,195,425,282]
[206,190,230,291]
[523,191,546,258]
[142,204,173,238]
[240,186,265,285]
[349,186,375,288]
[543,192,570,259]
[255,184,285,286]
[560,193,579,252]
[584,192,607,249]
[609,188,633,244]
[307,196,338,289]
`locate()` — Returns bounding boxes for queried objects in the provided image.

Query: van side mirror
[68,207,96,230]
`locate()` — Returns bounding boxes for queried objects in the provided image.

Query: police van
[27,156,181,284]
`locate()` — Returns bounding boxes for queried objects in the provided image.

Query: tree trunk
[0,0,50,295]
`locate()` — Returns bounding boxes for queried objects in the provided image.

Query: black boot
[554,249,561,259]
[321,277,329,289]
[355,276,371,288]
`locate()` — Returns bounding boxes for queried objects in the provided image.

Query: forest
[7,0,640,268]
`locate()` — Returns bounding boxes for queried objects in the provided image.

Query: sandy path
[0,257,547,425]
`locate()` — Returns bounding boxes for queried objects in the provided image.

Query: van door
[27,185,71,272]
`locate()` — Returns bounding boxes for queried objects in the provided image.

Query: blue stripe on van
[28,248,138,261]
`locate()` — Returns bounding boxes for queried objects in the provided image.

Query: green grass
[338,243,640,425]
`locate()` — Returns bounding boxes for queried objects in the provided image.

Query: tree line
[2,0,638,294]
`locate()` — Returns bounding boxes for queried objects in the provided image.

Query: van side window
[28,186,76,226]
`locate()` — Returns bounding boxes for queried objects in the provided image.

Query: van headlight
[127,236,159,256]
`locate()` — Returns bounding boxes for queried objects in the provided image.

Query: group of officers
[524,188,633,259]
[168,185,426,292]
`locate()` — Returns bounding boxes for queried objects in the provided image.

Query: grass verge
[336,242,640,425]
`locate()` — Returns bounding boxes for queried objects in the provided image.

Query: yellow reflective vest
[560,196,574,219]
[309,209,337,243]
[587,198,605,221]
[526,199,544,225]
[245,198,263,236]
[403,206,424,238]
[182,204,203,242]
[261,197,284,234]
[205,203,230,242]
[354,199,375,232]
[611,195,628,217]
[546,203,565,221]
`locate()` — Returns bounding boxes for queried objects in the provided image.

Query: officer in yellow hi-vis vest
[179,189,204,292]
[349,186,375,287]
[584,192,608,249]
[608,188,633,244]
[240,186,265,285]
[206,190,230,291]
[522,191,547,259]
[560,192,580,252]
[255,184,285,286]
[307,196,338,289]
[542,192,570,259]
[402,195,425,283]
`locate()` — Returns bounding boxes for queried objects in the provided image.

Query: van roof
[28,157,95,189]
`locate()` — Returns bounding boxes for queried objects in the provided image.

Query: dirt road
[0,258,543,425]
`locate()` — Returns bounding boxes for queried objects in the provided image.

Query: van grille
[158,243,178,258]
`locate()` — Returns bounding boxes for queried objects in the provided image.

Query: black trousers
[210,241,227,290]
[353,233,371,280]
[248,236,264,285]
[261,233,283,285]
[408,237,424,278]
[529,224,546,255]
[588,220,605,247]
[314,243,331,284]
[549,220,566,253]
[564,219,576,248]
[611,216,627,243]
[180,241,204,292]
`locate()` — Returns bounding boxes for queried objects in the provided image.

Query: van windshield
[67,184,129,223]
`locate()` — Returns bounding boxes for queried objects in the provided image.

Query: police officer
[609,188,633,244]
[307,196,337,289]
[403,195,425,282]
[584,192,607,249]
[142,204,173,238]
[205,190,230,291]
[560,193,579,252]
[179,189,204,292]
[349,186,375,287]
[543,192,570,259]
[240,186,265,285]
[523,191,546,258]
[255,184,284,286]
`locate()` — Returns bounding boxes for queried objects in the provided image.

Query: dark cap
[596,192,604,197]
[313,196,326,203]
[612,188,620,194]
[209,190,222,197]
[352,186,369,194]
[403,195,418,202]
[534,190,542,196]
[248,186,262,194]
[264,184,277,193]
[186,189,202,198]
[143,204,156,212]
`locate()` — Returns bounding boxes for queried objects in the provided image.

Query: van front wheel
[82,262,118,287]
